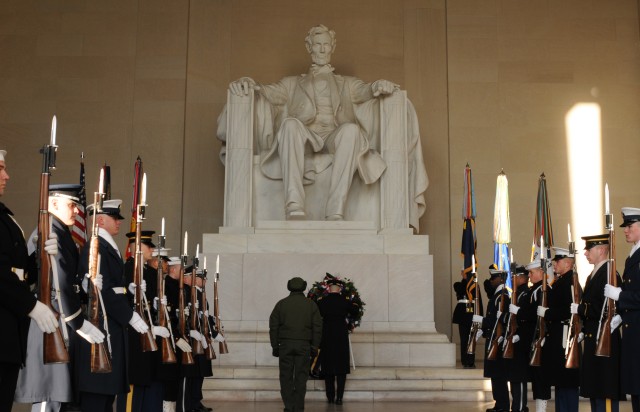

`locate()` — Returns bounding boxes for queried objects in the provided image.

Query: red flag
[72,154,87,248]
[125,157,143,260]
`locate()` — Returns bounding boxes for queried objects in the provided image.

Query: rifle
[87,170,112,373]
[466,271,480,355]
[200,273,217,360]
[214,257,229,354]
[189,254,204,356]
[503,268,518,359]
[38,116,70,364]
[178,249,194,365]
[132,177,157,352]
[487,273,506,360]
[156,231,176,364]
[596,188,616,358]
[530,240,548,367]
[565,238,582,368]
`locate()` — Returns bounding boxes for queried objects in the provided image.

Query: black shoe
[486,408,506,412]
[327,398,335,403]
[512,408,529,412]
[335,399,343,405]
[463,364,476,369]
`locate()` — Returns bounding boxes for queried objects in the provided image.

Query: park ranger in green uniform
[269,277,322,412]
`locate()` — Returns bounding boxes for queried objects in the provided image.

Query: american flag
[72,154,87,248]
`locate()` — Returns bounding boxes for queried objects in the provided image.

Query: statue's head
[305,25,336,66]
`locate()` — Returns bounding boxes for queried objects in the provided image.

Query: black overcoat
[618,247,640,395]
[482,284,507,379]
[506,283,534,382]
[578,262,624,400]
[318,293,358,375]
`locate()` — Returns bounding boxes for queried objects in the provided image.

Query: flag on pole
[531,173,554,282]
[493,171,512,294]
[460,164,478,300]
[125,156,143,260]
[102,162,111,200]
[71,154,87,248]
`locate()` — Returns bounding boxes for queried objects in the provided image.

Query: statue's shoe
[326,214,343,221]
[286,209,306,220]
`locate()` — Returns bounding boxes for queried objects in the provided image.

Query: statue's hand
[229,77,260,96]
[372,79,400,97]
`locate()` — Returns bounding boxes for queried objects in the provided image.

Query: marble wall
[0,0,638,340]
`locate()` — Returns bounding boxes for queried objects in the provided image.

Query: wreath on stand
[306,273,366,379]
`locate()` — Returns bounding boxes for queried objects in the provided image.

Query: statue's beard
[311,54,331,66]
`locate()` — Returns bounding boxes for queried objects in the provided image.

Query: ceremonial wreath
[306,272,365,330]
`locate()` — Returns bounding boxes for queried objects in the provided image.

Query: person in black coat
[452,269,483,368]
[537,248,580,412]
[0,150,59,411]
[76,199,152,412]
[317,279,359,404]
[604,207,640,412]
[475,268,509,412]
[576,234,624,412]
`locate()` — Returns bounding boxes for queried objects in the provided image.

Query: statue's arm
[347,77,400,104]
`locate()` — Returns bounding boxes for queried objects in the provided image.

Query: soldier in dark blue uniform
[453,269,483,368]
[576,234,624,412]
[604,207,640,412]
[0,150,59,411]
[537,248,580,412]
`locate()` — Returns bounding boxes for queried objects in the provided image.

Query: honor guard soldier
[576,234,624,412]
[453,269,483,368]
[0,150,59,411]
[474,267,509,412]
[604,207,640,411]
[523,260,551,412]
[15,184,105,412]
[537,248,580,412]
[504,265,530,412]
[76,200,151,412]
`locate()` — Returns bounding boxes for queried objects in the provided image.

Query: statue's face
[309,32,333,66]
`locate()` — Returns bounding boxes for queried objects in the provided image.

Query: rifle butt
[487,340,499,361]
[595,322,611,358]
[43,327,70,364]
[502,340,514,359]
[141,329,158,352]
[205,340,217,360]
[466,325,477,355]
[529,342,542,367]
[161,337,177,364]
[219,340,229,355]
[90,342,112,373]
[181,350,195,365]
[565,337,581,369]
[192,338,204,355]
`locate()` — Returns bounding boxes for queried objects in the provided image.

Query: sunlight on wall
[566,103,603,283]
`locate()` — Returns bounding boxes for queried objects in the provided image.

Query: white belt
[112,287,126,295]
[12,267,25,281]
[458,299,471,303]
[64,308,82,322]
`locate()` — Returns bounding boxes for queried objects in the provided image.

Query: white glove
[28,301,59,334]
[472,314,483,323]
[509,304,520,314]
[204,310,209,317]
[128,279,147,294]
[201,335,209,349]
[214,333,225,343]
[152,325,170,338]
[578,332,584,343]
[537,306,548,317]
[153,296,168,310]
[570,302,579,314]
[86,272,103,291]
[497,336,504,344]
[611,314,622,332]
[604,284,622,301]
[475,329,483,341]
[176,337,192,352]
[189,329,204,342]
[129,312,149,334]
[194,301,199,310]
[512,335,520,343]
[541,337,546,347]
[76,320,105,344]
[496,310,502,319]
[44,233,58,255]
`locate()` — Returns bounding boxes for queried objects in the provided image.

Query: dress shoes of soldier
[486,406,507,412]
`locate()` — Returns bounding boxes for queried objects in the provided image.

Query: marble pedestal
[202,221,454,368]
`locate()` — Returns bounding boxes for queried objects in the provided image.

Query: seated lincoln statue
[217,24,428,229]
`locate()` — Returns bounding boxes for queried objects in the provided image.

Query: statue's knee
[335,124,360,147]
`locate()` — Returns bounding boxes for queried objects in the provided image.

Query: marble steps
[202,366,493,402]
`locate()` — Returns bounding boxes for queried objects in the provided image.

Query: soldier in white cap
[0,150,59,410]
[604,207,640,411]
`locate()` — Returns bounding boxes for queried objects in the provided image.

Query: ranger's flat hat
[514,265,527,276]
[126,230,156,247]
[152,247,170,261]
[620,207,640,227]
[552,247,574,260]
[0,150,7,161]
[49,184,82,203]
[525,260,541,270]
[581,234,609,249]
[167,257,181,266]
[87,199,125,219]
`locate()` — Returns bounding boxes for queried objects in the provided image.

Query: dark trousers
[510,380,528,412]
[458,322,475,366]
[80,392,115,412]
[531,366,551,400]
[590,398,620,412]
[278,339,311,412]
[490,377,510,410]
[631,395,640,412]
[0,363,19,412]
[163,378,178,402]
[555,386,579,412]
[324,374,346,401]
[177,376,205,412]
